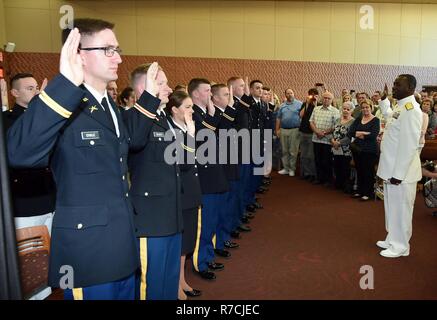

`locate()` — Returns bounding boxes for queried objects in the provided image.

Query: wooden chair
[16,225,50,299]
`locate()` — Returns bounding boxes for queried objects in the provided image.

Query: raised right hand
[228,85,234,107]
[145,62,159,97]
[59,28,83,86]
[244,76,250,96]
[207,96,215,116]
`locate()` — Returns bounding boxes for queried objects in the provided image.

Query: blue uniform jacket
[123,91,183,237]
[7,74,139,288]
[192,104,229,194]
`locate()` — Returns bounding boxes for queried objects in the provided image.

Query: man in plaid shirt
[309,91,340,186]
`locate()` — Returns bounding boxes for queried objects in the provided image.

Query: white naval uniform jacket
[376,95,423,183]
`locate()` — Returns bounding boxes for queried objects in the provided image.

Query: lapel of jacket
[80,86,117,134]
[154,111,170,131]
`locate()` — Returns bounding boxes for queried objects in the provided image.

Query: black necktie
[101,97,115,132]
[158,110,166,120]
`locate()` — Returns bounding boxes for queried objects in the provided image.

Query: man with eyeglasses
[7,18,139,300]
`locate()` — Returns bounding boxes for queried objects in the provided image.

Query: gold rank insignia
[82,97,89,102]
[89,105,98,113]
[405,102,413,111]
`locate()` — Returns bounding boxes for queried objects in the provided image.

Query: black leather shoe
[245,212,255,219]
[241,216,250,224]
[238,224,251,232]
[230,230,241,239]
[208,262,224,270]
[252,201,263,209]
[256,188,266,194]
[224,240,239,249]
[184,289,202,297]
[246,204,256,213]
[198,270,216,280]
[214,249,231,258]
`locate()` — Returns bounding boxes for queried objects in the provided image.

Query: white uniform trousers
[383,182,417,253]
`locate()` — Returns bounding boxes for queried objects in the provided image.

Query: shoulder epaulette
[39,90,72,118]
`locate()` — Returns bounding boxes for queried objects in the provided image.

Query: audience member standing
[276,89,302,177]
[309,91,340,186]
[331,101,355,192]
[347,100,380,201]
[298,88,319,182]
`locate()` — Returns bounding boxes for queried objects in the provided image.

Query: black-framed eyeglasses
[79,46,122,57]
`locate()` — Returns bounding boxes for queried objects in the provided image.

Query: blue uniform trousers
[193,193,225,272]
[243,163,256,207]
[237,164,251,228]
[216,181,239,249]
[137,233,181,300]
[64,273,136,300]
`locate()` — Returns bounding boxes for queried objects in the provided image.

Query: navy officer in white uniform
[376,75,423,258]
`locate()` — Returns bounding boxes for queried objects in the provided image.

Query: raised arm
[7,28,85,168]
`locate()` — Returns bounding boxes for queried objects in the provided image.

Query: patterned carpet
[184,172,437,300]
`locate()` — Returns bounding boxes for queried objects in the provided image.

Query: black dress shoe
[238,224,251,232]
[208,261,224,270]
[241,216,250,224]
[230,230,241,239]
[256,188,266,194]
[245,212,255,219]
[252,201,263,209]
[214,249,231,258]
[184,289,202,297]
[198,270,216,280]
[224,240,239,249]
[246,204,256,213]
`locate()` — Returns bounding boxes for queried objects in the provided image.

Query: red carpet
[185,173,437,300]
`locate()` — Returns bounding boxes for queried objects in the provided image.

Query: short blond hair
[130,63,163,86]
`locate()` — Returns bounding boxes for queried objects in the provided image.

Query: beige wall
[2,0,437,67]
[0,0,6,47]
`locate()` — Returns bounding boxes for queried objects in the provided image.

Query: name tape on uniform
[81,131,101,140]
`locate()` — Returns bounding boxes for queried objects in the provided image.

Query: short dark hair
[10,73,34,88]
[308,88,318,96]
[250,80,263,88]
[263,86,271,91]
[164,90,190,115]
[187,78,210,96]
[117,86,134,106]
[62,18,115,44]
[399,74,417,90]
[211,83,227,96]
